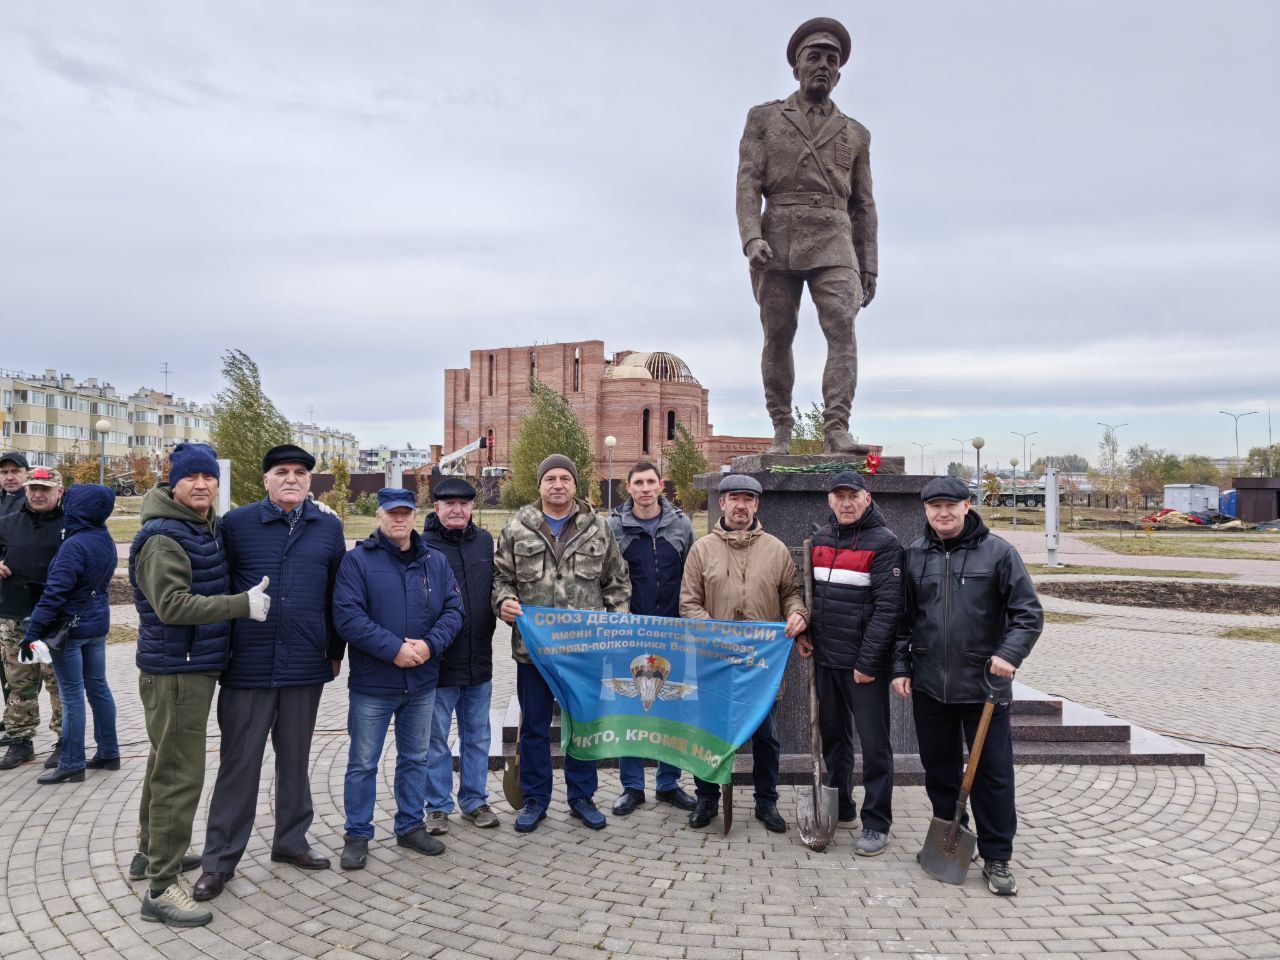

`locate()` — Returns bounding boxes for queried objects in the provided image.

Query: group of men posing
[3,440,1041,931]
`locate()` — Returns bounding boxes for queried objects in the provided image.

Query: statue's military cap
[787,17,851,67]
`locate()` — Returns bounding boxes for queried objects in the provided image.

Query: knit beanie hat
[537,454,578,485]
[168,443,221,487]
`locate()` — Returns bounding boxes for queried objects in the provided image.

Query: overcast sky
[2,2,1277,471]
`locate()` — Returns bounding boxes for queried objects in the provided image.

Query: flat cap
[262,444,316,473]
[787,17,851,67]
[433,476,476,501]
[828,470,867,492]
[920,476,972,503]
[0,451,29,469]
[718,474,762,496]
[377,487,416,511]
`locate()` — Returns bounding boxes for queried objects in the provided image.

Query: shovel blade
[918,816,978,885]
[501,757,522,809]
[796,784,839,851]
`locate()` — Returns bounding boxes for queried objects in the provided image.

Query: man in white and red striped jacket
[797,470,902,856]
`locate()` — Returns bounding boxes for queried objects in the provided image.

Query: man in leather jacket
[892,476,1042,896]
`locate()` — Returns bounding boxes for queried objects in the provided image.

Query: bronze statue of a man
[736,17,878,455]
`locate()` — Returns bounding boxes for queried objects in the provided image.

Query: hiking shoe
[514,802,547,833]
[567,798,607,830]
[983,859,1018,896]
[140,884,212,928]
[340,835,368,871]
[44,739,63,769]
[396,826,445,856]
[0,738,34,770]
[855,828,889,857]
[425,811,449,835]
[461,804,499,829]
[127,851,202,882]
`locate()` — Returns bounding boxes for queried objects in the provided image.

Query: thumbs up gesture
[247,576,271,622]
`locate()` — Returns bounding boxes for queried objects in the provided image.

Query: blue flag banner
[516,607,792,784]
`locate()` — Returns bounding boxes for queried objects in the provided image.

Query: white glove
[19,640,52,665]
[311,498,337,517]
[246,576,271,622]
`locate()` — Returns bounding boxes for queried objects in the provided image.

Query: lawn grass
[1026,564,1236,580]
[106,625,138,645]
[1221,626,1280,644]
[1044,611,1091,624]
[1081,536,1277,562]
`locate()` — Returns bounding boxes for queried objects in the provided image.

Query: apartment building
[1,369,145,468]
[356,445,433,473]
[292,422,359,469]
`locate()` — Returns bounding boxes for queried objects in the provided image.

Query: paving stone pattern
[1,597,1279,959]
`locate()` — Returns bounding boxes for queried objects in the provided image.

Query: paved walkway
[2,609,1279,960]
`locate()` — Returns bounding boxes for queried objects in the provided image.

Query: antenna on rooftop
[159,362,172,394]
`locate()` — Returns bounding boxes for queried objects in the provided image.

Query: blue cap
[168,443,220,488]
[377,487,416,511]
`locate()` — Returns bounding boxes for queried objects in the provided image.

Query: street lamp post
[604,435,617,512]
[95,419,111,485]
[950,437,967,476]
[972,437,985,506]
[1010,456,1020,528]
[912,441,931,475]
[1011,430,1038,476]
[1219,410,1258,475]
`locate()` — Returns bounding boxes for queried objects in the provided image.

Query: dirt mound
[1037,580,1280,615]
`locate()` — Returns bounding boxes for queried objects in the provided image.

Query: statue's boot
[823,428,861,454]
[766,424,791,456]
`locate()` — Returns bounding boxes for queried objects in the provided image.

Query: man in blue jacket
[332,487,463,870]
[423,477,500,834]
[606,461,697,817]
[194,445,348,901]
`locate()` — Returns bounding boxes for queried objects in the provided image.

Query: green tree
[506,379,596,506]
[663,422,709,511]
[1090,426,1123,509]
[1125,444,1181,499]
[210,349,291,507]
[1030,453,1089,474]
[946,461,973,479]
[1246,444,1280,477]
[789,402,825,454]
[327,457,351,521]
[1176,454,1224,485]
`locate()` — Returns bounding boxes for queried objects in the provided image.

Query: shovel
[796,538,839,852]
[918,696,996,885]
[502,709,523,810]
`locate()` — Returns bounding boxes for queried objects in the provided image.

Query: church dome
[608,351,699,384]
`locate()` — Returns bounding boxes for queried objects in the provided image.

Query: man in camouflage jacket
[492,455,630,833]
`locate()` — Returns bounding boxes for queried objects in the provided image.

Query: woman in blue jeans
[22,484,119,784]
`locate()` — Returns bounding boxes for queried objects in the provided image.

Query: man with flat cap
[797,471,901,856]
[737,16,878,455]
[679,474,807,833]
[195,444,348,901]
[892,477,1042,896]
[423,476,501,833]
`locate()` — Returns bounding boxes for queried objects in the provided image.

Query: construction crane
[433,437,488,477]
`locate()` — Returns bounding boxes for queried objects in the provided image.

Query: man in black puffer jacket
[798,470,901,857]
[892,476,1042,897]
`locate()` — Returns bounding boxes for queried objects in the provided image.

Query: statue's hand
[860,272,877,308]
[745,238,773,269]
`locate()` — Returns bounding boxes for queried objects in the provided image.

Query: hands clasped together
[394,638,431,669]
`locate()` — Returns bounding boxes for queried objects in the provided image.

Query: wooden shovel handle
[961,700,996,795]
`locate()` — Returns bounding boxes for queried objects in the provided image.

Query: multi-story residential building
[292,422,359,469]
[356,445,433,473]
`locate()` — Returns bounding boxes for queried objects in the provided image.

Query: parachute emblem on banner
[601,654,698,713]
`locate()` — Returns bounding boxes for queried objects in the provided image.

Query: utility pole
[912,441,931,475]
[159,362,172,395]
[307,405,316,424]
[1220,410,1258,475]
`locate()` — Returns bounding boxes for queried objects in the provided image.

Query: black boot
[44,739,63,769]
[0,739,34,770]
[688,798,718,829]
[754,801,787,833]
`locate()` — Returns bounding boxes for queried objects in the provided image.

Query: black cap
[262,444,316,473]
[0,451,29,469]
[920,476,972,503]
[787,17,852,67]
[433,477,476,501]
[828,470,867,492]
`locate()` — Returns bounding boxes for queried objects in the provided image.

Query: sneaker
[854,828,889,857]
[425,811,449,835]
[513,802,547,833]
[983,859,1018,896]
[461,804,500,829]
[140,884,213,927]
[128,851,203,882]
[567,798,607,830]
[396,826,445,857]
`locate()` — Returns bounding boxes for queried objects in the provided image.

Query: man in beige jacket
[679,474,807,833]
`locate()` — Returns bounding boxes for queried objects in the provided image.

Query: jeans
[49,634,117,771]
[618,756,682,794]
[344,686,436,839]
[516,662,596,807]
[426,680,492,815]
